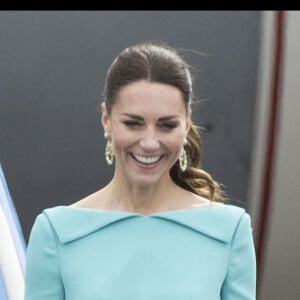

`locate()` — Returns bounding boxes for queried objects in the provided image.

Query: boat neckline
[58,203,226,217]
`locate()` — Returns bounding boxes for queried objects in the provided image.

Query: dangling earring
[179,139,188,172]
[104,132,114,165]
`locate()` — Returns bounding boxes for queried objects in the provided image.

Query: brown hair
[104,41,224,202]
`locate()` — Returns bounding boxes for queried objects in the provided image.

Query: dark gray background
[0,11,261,242]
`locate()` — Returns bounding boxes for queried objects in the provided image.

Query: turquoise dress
[25,204,256,299]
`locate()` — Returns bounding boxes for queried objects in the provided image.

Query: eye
[159,122,178,130]
[123,120,143,127]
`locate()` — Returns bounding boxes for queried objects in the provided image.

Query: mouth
[131,153,163,165]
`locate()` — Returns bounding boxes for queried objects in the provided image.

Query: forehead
[113,80,186,114]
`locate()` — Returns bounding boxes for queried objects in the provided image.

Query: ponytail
[170,122,225,203]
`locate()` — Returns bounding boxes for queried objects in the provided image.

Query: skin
[72,80,215,214]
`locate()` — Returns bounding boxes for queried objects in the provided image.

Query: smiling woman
[24,41,256,300]
[102,42,225,204]
[101,80,190,191]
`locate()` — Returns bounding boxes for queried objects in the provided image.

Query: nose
[139,130,160,152]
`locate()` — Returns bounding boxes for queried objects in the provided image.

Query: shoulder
[213,204,254,245]
[27,206,67,251]
[191,202,247,221]
[219,203,252,227]
[209,203,252,233]
[182,193,245,220]
[208,204,253,244]
[153,203,251,244]
[212,203,246,217]
[32,205,135,245]
[29,206,63,239]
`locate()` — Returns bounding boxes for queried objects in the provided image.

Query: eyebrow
[121,113,180,121]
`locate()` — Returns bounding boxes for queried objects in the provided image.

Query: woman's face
[102,80,190,189]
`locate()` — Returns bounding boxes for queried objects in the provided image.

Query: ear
[185,109,192,134]
[101,102,111,135]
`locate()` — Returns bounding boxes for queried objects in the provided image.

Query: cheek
[110,125,135,150]
[161,132,186,151]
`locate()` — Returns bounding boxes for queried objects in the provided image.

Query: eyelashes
[161,122,178,129]
[123,120,141,127]
[122,120,178,130]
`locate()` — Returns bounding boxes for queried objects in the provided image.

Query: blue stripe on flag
[0,163,26,275]
[0,271,8,300]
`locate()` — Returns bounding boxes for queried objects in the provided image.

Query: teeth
[132,154,161,164]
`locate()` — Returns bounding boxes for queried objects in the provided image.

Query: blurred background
[0,11,299,299]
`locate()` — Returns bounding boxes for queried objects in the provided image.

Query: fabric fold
[43,204,245,244]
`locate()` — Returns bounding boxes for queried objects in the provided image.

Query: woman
[25,41,256,299]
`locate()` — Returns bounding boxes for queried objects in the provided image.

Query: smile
[131,153,162,164]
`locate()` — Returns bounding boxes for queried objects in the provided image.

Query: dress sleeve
[221,212,256,300]
[24,213,64,300]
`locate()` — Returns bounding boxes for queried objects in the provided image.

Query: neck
[104,174,182,215]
